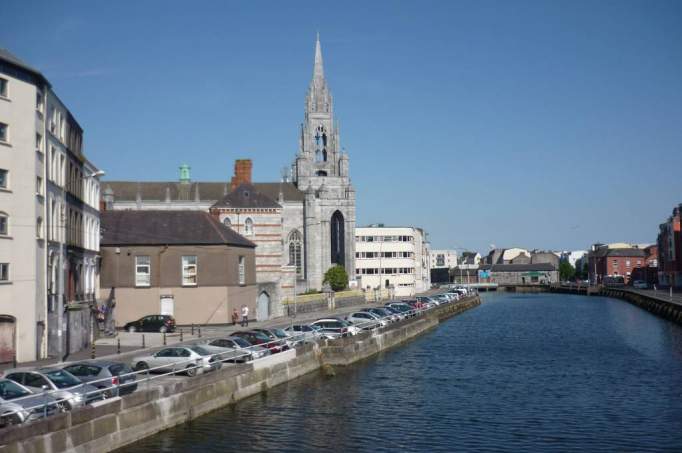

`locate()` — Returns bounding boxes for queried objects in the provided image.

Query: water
[127,293,682,452]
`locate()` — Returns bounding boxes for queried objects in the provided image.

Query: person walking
[231,308,239,326]
[241,305,249,327]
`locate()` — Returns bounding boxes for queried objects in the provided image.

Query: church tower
[294,34,356,291]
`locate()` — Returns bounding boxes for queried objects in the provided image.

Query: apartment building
[0,49,102,362]
[355,225,431,298]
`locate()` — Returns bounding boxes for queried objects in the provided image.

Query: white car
[311,318,360,337]
[284,324,324,343]
[206,336,270,360]
[132,346,220,376]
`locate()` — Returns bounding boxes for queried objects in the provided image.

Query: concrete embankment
[0,296,480,453]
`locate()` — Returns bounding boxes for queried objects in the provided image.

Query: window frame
[0,263,8,282]
[0,122,9,143]
[238,256,246,285]
[135,255,151,287]
[0,169,7,189]
[181,255,198,286]
[244,218,254,236]
[0,212,8,236]
[0,78,7,98]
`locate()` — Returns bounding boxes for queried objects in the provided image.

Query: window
[0,123,8,143]
[223,217,231,228]
[238,256,246,285]
[36,176,43,195]
[0,213,7,235]
[182,256,197,286]
[36,217,43,239]
[0,169,7,189]
[244,218,253,236]
[36,92,44,112]
[625,260,631,267]
[0,78,7,97]
[135,256,151,287]
[288,230,302,277]
[0,263,8,282]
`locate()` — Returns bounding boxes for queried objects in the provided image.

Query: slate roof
[211,183,281,209]
[593,247,646,258]
[100,210,255,248]
[0,48,50,87]
[102,181,304,203]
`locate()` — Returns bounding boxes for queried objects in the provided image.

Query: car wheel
[127,325,136,333]
[135,362,149,372]
[185,365,197,377]
[159,325,167,334]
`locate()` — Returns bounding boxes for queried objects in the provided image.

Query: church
[101,36,356,320]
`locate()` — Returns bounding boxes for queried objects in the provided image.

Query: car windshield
[0,380,31,400]
[253,332,271,341]
[273,329,288,338]
[310,325,322,331]
[44,370,81,388]
[231,337,251,348]
[189,346,211,356]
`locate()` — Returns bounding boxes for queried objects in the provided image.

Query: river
[126,292,682,452]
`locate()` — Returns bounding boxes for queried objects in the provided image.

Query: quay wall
[0,297,481,453]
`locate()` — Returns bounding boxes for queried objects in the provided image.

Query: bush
[323,265,348,292]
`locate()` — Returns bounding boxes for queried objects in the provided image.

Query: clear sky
[2,0,681,253]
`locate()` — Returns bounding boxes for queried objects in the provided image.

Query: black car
[124,315,176,333]
[62,361,138,397]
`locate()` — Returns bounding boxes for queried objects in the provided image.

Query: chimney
[230,159,252,191]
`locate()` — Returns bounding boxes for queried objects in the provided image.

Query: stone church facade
[101,36,356,320]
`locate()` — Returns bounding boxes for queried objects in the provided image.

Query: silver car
[284,324,324,342]
[0,378,60,427]
[4,368,103,410]
[346,312,383,329]
[132,346,220,376]
[207,336,270,360]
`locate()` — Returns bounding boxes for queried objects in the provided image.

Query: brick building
[657,204,682,288]
[587,244,654,285]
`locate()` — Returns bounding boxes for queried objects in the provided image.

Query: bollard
[198,326,202,338]
[180,328,183,342]
[91,341,96,359]
[117,338,121,354]
[191,324,195,335]
[163,332,167,346]
[142,334,146,348]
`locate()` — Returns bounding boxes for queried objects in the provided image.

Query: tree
[323,265,348,291]
[559,260,576,282]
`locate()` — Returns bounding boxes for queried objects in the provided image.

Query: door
[0,316,16,363]
[160,296,174,317]
[256,292,270,321]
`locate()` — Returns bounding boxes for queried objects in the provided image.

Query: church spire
[313,32,324,83]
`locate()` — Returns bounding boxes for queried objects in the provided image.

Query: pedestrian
[241,304,249,327]
[231,308,239,326]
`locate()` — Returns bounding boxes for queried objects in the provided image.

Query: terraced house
[0,49,102,363]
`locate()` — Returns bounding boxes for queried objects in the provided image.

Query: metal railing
[0,291,471,429]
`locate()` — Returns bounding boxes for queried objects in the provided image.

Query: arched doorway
[256,292,270,321]
[331,210,345,267]
[0,315,16,364]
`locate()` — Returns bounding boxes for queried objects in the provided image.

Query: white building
[355,225,431,298]
[0,49,102,363]
[430,249,458,269]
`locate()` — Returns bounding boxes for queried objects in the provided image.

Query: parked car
[232,331,285,354]
[132,346,220,376]
[633,280,649,289]
[416,296,437,308]
[382,306,406,320]
[0,378,60,428]
[270,328,302,348]
[252,329,291,352]
[123,315,176,333]
[346,312,383,329]
[284,324,325,342]
[62,361,137,397]
[309,319,352,338]
[4,368,102,410]
[386,303,415,317]
[205,336,270,361]
[362,307,399,323]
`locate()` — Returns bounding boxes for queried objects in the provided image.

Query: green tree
[559,260,576,281]
[323,265,348,291]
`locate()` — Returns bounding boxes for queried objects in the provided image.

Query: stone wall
[0,296,481,453]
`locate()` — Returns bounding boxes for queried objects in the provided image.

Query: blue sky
[2,0,681,253]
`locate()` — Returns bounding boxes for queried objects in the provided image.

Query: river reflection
[126,293,682,452]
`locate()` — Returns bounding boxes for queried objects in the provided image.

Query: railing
[0,290,469,429]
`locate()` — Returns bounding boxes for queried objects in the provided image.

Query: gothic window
[244,218,254,236]
[223,217,232,228]
[330,210,345,267]
[288,230,303,278]
[322,133,327,147]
